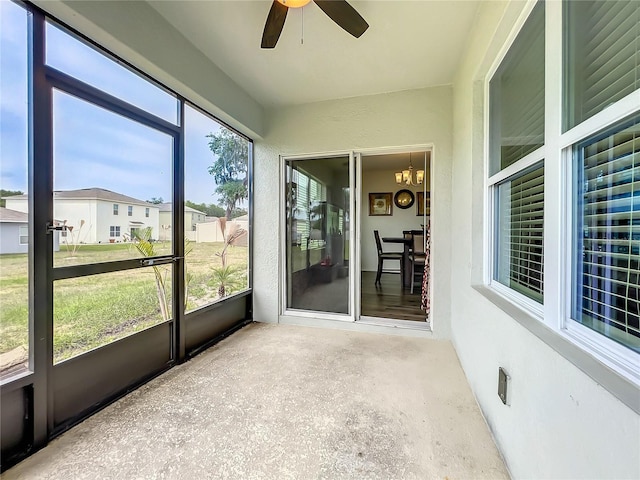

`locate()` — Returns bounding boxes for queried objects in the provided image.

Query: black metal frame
[1,1,254,471]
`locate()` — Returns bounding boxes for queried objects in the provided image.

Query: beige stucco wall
[449,1,640,478]
[254,86,453,338]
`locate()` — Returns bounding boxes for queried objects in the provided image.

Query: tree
[230,207,248,219]
[146,197,164,204]
[0,189,24,208]
[207,129,248,220]
[185,200,225,218]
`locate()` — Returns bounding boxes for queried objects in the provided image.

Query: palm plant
[209,265,243,298]
[211,217,246,297]
[131,227,170,322]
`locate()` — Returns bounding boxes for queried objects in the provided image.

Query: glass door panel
[285,156,351,315]
[52,89,174,362]
[53,266,173,363]
[0,1,30,379]
[184,104,250,312]
[52,89,173,267]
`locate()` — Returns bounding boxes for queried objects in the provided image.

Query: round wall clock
[394,189,414,209]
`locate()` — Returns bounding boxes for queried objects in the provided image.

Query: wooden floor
[360,271,427,322]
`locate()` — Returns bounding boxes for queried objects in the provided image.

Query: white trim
[561,144,575,332]
[485,0,540,84]
[353,152,361,322]
[542,0,564,331]
[278,314,435,339]
[359,315,431,331]
[279,145,434,330]
[559,90,640,150]
[489,280,544,320]
[564,320,640,386]
[281,308,352,323]
[279,155,287,316]
[487,145,545,186]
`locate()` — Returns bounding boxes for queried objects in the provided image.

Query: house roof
[159,203,207,215]
[3,188,155,207]
[0,207,28,223]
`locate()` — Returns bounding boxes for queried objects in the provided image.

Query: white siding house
[0,207,59,254]
[158,203,207,241]
[5,188,160,243]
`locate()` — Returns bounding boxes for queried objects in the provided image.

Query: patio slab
[4,322,509,479]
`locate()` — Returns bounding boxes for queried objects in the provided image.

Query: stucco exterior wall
[254,86,453,338]
[450,1,640,478]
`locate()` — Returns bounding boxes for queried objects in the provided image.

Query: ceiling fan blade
[314,0,369,38]
[261,1,289,49]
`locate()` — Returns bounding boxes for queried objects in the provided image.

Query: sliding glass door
[283,155,352,316]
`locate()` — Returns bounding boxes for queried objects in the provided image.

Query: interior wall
[254,87,452,338]
[360,168,428,273]
[450,1,640,478]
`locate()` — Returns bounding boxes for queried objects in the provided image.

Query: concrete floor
[4,323,509,479]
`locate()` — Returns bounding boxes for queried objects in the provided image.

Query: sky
[0,1,242,207]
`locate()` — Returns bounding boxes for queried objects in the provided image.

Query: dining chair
[374,230,403,285]
[409,233,426,293]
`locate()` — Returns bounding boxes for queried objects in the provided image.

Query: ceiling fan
[261,0,369,49]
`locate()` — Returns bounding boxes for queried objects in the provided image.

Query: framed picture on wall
[417,191,431,216]
[368,192,392,216]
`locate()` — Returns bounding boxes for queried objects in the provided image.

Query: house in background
[5,188,160,244]
[0,207,60,254]
[158,202,206,241]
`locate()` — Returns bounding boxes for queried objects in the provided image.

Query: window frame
[127,205,133,217]
[485,0,546,317]
[113,203,118,215]
[19,225,29,245]
[485,0,640,385]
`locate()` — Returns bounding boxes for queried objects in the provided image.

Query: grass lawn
[0,241,248,366]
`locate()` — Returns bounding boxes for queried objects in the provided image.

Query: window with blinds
[573,116,639,352]
[565,0,640,131]
[495,164,545,303]
[489,1,545,175]
[288,167,326,251]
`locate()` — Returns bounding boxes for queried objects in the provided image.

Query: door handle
[140,257,175,267]
[46,222,68,234]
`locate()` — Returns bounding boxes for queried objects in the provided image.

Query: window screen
[573,116,639,352]
[565,1,640,130]
[495,164,545,303]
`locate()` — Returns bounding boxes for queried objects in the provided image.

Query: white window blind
[573,116,639,352]
[290,168,325,251]
[496,164,545,303]
[565,0,640,130]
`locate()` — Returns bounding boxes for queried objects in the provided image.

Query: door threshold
[358,315,431,330]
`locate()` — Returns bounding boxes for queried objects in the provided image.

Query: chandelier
[395,153,424,186]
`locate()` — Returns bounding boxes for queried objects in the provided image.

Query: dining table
[381,231,419,289]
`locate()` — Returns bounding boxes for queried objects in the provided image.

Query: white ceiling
[149,0,480,108]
